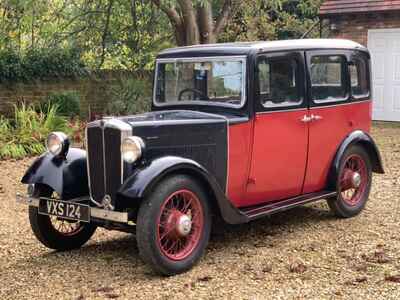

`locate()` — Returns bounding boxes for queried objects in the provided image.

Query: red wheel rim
[156,189,204,261]
[339,154,368,206]
[50,216,84,236]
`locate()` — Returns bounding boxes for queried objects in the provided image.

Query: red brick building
[320,0,400,121]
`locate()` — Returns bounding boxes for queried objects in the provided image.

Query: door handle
[311,114,323,121]
[300,115,312,123]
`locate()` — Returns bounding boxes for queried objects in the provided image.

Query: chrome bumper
[16,193,129,224]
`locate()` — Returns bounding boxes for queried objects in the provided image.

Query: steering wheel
[178,88,209,101]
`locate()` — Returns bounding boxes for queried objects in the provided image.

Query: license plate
[38,199,90,222]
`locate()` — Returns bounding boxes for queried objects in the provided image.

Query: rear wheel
[136,175,211,275]
[328,145,372,218]
[29,185,96,250]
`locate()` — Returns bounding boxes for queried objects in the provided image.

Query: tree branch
[177,0,199,45]
[151,0,185,45]
[213,0,233,36]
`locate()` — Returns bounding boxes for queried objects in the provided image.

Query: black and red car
[17,39,384,275]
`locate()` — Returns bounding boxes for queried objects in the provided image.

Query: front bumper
[16,193,129,224]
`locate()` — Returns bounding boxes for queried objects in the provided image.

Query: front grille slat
[104,127,122,203]
[87,126,105,202]
[87,122,125,206]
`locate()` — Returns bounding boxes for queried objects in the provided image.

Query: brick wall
[0,71,150,118]
[325,12,400,46]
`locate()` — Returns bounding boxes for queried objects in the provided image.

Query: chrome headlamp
[46,132,70,156]
[121,136,145,163]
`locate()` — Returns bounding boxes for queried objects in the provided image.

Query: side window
[258,57,302,108]
[310,55,348,103]
[349,57,370,99]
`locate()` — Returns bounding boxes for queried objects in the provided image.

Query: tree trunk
[151,0,234,46]
[198,1,215,44]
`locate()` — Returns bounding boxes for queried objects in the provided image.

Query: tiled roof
[319,0,400,15]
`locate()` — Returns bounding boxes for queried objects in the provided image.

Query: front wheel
[29,185,96,251]
[328,145,372,218]
[136,175,211,275]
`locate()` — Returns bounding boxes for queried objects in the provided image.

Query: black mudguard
[21,148,89,199]
[327,130,384,189]
[118,156,248,224]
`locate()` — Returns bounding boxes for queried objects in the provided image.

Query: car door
[244,52,308,206]
[302,50,371,193]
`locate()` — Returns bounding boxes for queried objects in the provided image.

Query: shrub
[0,103,71,160]
[43,91,81,117]
[105,79,151,116]
[0,47,87,83]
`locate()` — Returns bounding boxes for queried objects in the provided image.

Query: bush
[0,103,71,159]
[0,47,87,83]
[43,91,81,117]
[105,79,151,116]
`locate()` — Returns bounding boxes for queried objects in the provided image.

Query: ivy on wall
[0,47,87,83]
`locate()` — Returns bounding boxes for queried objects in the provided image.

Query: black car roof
[157,39,368,58]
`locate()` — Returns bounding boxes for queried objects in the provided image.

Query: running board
[241,191,337,220]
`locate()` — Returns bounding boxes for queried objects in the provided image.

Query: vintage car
[17,39,384,275]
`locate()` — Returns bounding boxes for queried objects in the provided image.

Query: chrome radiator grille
[86,120,131,205]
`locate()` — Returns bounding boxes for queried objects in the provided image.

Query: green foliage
[0,47,87,83]
[105,79,151,116]
[0,103,71,159]
[220,0,323,42]
[43,91,81,117]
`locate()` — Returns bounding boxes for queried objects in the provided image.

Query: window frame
[255,51,306,113]
[348,51,371,101]
[152,56,247,109]
[307,51,350,106]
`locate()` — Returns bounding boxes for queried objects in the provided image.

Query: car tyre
[328,145,372,218]
[29,184,96,251]
[136,175,211,276]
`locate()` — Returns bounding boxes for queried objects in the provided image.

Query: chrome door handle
[301,115,312,123]
[311,114,323,121]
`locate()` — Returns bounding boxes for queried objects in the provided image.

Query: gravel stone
[1,122,400,299]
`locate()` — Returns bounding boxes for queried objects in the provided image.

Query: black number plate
[38,199,90,222]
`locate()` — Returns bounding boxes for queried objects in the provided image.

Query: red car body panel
[227,100,372,208]
[227,121,254,207]
[244,109,309,207]
[303,100,372,193]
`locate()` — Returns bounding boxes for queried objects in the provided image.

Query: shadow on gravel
[14,203,335,277]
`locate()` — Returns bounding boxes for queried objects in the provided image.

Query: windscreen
[154,58,245,107]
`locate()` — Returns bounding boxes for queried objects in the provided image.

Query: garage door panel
[374,86,384,110]
[368,29,400,121]
[394,87,400,111]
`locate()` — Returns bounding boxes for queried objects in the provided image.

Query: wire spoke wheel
[339,154,368,206]
[49,216,83,236]
[156,189,204,261]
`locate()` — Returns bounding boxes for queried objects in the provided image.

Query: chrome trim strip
[85,124,102,207]
[91,207,129,223]
[16,194,129,224]
[256,107,307,115]
[153,56,247,109]
[309,99,371,109]
[255,99,371,114]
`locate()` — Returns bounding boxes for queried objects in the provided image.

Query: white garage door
[368,29,400,121]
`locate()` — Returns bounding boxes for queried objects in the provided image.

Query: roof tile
[320,0,400,15]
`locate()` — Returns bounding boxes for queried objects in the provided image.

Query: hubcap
[351,172,361,188]
[177,214,192,236]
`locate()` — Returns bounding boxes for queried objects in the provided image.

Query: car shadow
[14,203,336,279]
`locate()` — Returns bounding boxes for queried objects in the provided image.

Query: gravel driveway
[1,122,399,300]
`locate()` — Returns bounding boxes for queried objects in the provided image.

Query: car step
[241,191,337,220]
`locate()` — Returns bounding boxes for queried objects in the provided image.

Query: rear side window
[349,57,369,99]
[258,57,302,108]
[310,55,348,103]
